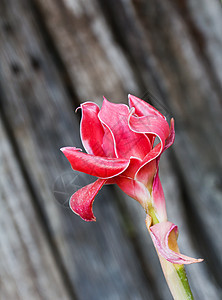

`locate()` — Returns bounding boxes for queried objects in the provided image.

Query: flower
[61,95,203,265]
[61,95,174,221]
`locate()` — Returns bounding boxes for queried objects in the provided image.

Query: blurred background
[1,0,222,299]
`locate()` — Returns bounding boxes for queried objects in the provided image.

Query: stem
[146,209,194,300]
[158,256,194,300]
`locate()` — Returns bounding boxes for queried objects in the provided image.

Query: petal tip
[82,215,97,222]
[75,106,81,113]
[69,179,106,222]
[60,147,67,153]
[60,147,82,153]
[69,195,97,222]
[70,203,97,222]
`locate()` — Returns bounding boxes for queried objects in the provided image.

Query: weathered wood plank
[0,117,70,300]
[31,0,222,298]
[17,0,176,298]
[1,0,222,299]
[0,0,157,299]
[32,0,139,101]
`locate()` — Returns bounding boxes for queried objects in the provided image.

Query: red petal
[152,169,167,222]
[135,159,157,189]
[128,113,170,154]
[61,147,130,178]
[128,94,165,118]
[106,157,142,183]
[120,157,142,179]
[149,222,204,264]
[129,109,170,184]
[101,122,117,158]
[135,119,174,186]
[135,144,161,185]
[70,179,106,221]
[79,102,105,156]
[163,118,175,152]
[115,176,150,208]
[98,98,151,159]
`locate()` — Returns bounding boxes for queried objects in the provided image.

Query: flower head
[61,94,203,266]
[61,95,174,222]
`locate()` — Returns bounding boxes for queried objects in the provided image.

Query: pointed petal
[70,179,106,221]
[61,147,130,178]
[152,169,167,222]
[128,94,165,118]
[79,102,105,156]
[149,222,203,264]
[98,98,151,159]
[115,176,150,208]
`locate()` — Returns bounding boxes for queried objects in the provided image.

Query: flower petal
[152,169,167,222]
[120,157,142,179]
[61,147,130,178]
[70,179,106,221]
[164,118,175,152]
[101,121,118,158]
[149,221,203,264]
[115,176,150,208]
[129,110,171,185]
[128,94,165,118]
[128,112,170,154]
[135,158,157,189]
[79,102,105,156]
[98,97,151,159]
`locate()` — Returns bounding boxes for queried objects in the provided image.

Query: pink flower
[61,95,174,221]
[61,95,203,265]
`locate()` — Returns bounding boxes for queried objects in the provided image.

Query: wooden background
[1,0,222,299]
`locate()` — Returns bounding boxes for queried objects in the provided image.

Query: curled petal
[70,179,106,221]
[135,159,157,189]
[152,169,167,222]
[98,97,151,159]
[128,94,165,118]
[131,114,172,184]
[61,147,130,178]
[149,221,203,264]
[128,111,170,155]
[115,176,150,208]
[120,157,142,179]
[79,102,105,156]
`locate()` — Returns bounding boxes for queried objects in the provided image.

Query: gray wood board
[33,0,222,296]
[0,117,70,300]
[0,0,222,299]
[0,0,156,299]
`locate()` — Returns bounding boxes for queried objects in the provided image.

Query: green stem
[158,257,194,300]
[147,207,194,300]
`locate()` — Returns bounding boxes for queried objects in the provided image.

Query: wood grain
[0,117,70,300]
[1,0,222,299]
[0,0,156,299]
